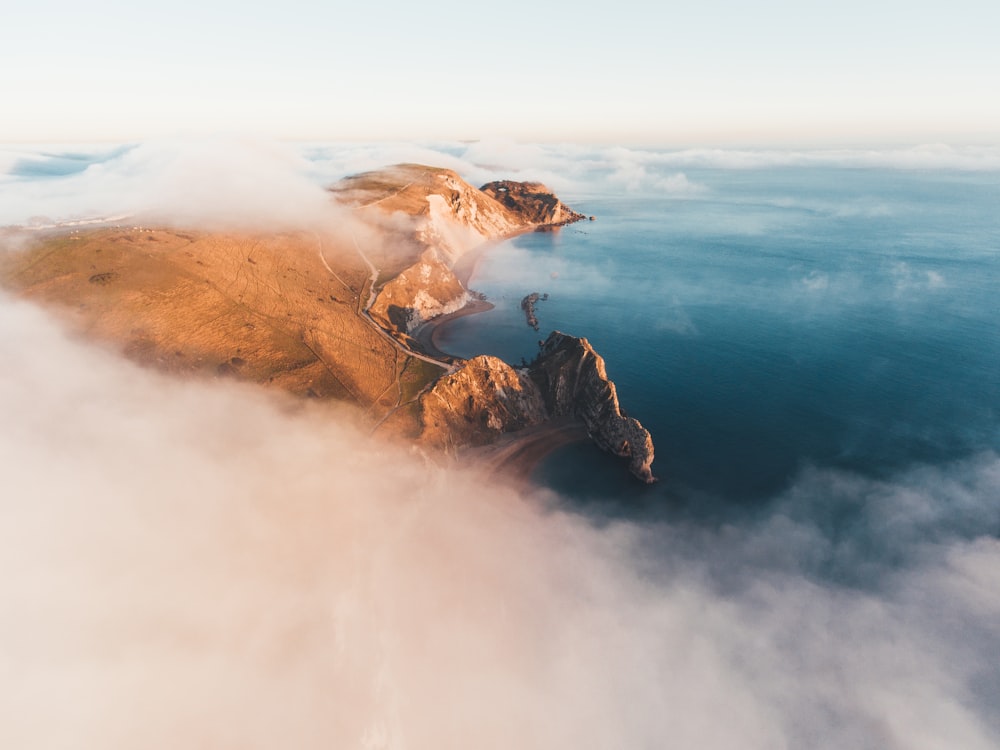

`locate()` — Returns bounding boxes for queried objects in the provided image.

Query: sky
[2,0,999,144]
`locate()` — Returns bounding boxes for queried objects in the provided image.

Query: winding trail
[311,231,354,293]
[346,232,455,375]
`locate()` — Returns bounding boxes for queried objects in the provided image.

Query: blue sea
[433,165,1000,514]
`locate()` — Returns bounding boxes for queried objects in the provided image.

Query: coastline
[451,235,506,287]
[413,233,589,483]
[409,232,516,359]
[411,298,494,359]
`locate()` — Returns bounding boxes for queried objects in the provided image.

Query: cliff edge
[529,332,656,483]
[480,181,585,226]
[417,332,656,484]
[336,166,585,339]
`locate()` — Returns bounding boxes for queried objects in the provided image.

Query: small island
[520,292,548,331]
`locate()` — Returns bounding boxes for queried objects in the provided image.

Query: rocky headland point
[1,164,656,483]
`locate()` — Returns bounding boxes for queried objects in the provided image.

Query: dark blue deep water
[434,168,1000,509]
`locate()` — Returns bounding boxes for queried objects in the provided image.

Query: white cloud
[630,143,1000,171]
[0,138,346,230]
[892,261,949,294]
[802,271,830,291]
[655,172,709,195]
[8,139,996,235]
[653,297,699,335]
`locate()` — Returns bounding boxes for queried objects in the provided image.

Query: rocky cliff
[480,181,586,226]
[368,249,469,334]
[417,332,656,483]
[334,166,586,338]
[331,164,522,264]
[418,355,547,449]
[528,332,656,483]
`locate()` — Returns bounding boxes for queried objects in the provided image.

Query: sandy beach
[411,297,495,359]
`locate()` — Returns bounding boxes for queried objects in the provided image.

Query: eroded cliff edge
[416,332,656,483]
[333,165,584,340]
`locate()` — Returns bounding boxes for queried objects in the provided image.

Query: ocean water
[434,166,1000,513]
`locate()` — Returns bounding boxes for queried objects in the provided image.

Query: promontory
[0,164,656,483]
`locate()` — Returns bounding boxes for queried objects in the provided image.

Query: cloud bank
[1,294,998,749]
[0,139,343,230]
[4,139,998,231]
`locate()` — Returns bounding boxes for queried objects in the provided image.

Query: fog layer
[2,295,998,749]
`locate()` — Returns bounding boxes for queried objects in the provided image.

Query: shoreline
[411,297,495,360]
[409,232,513,360]
[411,227,533,359]
[413,231,590,482]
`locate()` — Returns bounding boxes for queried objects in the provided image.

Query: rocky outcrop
[420,175,520,262]
[332,166,585,261]
[331,165,524,264]
[528,332,656,484]
[418,355,547,449]
[369,249,468,334]
[480,181,586,227]
[350,166,586,337]
[418,332,656,483]
[520,292,547,330]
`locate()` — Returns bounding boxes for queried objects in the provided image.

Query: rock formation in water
[520,292,548,331]
[528,332,656,483]
[417,331,656,483]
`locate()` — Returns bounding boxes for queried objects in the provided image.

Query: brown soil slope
[0,226,441,422]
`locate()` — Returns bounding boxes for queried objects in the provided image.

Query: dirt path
[347,232,454,374]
